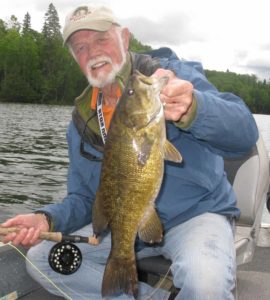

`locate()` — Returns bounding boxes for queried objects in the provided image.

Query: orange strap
[90,86,121,130]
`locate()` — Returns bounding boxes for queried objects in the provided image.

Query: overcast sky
[1,0,269,81]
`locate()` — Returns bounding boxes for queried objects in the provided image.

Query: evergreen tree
[42,3,61,40]
[22,12,31,35]
[40,3,63,102]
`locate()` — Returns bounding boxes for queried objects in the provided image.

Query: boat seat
[137,133,270,296]
[267,187,270,213]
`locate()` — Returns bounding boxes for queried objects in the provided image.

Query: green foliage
[205,70,270,114]
[129,34,152,52]
[22,12,31,35]
[0,3,86,104]
[0,4,269,114]
[0,4,149,105]
[0,19,7,36]
[7,15,21,31]
[42,3,61,40]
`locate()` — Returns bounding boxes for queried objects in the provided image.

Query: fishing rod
[0,226,99,275]
[0,226,98,244]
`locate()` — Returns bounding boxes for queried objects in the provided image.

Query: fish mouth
[146,103,163,126]
[131,103,163,130]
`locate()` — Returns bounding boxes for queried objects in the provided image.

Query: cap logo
[70,6,92,22]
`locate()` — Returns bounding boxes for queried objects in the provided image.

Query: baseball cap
[63,4,120,44]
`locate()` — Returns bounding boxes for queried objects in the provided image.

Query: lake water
[0,103,72,222]
[0,103,269,224]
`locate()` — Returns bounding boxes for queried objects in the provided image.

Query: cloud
[120,13,205,46]
[234,50,248,61]
[234,48,270,80]
[246,58,270,70]
[261,43,270,51]
[246,58,270,80]
[33,0,75,12]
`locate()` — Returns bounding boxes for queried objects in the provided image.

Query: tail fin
[102,254,138,298]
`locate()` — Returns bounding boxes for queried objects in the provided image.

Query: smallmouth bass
[92,70,182,298]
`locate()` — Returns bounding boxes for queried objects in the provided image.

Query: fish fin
[92,195,109,238]
[163,140,182,163]
[138,208,163,243]
[102,254,138,298]
[137,133,154,166]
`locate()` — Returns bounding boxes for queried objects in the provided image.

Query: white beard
[86,32,127,88]
[86,56,125,88]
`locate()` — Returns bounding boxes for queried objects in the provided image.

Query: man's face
[69,26,129,87]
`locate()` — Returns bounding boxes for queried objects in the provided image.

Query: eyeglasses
[80,114,103,161]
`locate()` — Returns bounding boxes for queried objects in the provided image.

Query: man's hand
[1,213,50,247]
[153,69,194,123]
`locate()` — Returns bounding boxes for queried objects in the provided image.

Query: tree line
[0,3,151,105]
[0,3,269,113]
[205,70,270,114]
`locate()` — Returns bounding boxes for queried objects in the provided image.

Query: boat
[1,133,270,300]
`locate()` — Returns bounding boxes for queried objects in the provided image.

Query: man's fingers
[1,215,26,228]
[21,227,35,246]
[3,232,17,244]
[29,228,41,246]
[12,228,28,246]
[153,68,175,79]
[1,214,47,246]
[1,219,18,228]
[163,80,193,98]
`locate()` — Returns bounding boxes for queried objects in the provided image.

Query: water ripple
[0,103,72,222]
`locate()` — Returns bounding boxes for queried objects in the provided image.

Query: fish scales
[92,70,182,298]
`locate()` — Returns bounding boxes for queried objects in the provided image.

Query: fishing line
[142,265,173,300]
[0,241,73,300]
[1,240,173,299]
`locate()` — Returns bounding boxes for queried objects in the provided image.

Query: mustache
[87,56,113,69]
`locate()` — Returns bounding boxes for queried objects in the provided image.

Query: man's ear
[121,28,130,51]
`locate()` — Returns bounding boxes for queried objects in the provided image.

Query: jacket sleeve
[35,123,95,234]
[156,47,259,157]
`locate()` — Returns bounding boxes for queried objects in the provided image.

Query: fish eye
[127,89,134,96]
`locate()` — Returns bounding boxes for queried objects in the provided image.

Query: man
[2,4,258,300]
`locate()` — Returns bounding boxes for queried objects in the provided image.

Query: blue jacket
[40,48,258,236]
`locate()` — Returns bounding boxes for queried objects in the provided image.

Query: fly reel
[48,241,82,275]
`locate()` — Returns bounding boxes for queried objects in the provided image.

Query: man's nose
[87,43,104,59]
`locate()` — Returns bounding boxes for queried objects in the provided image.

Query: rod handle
[0,226,62,243]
